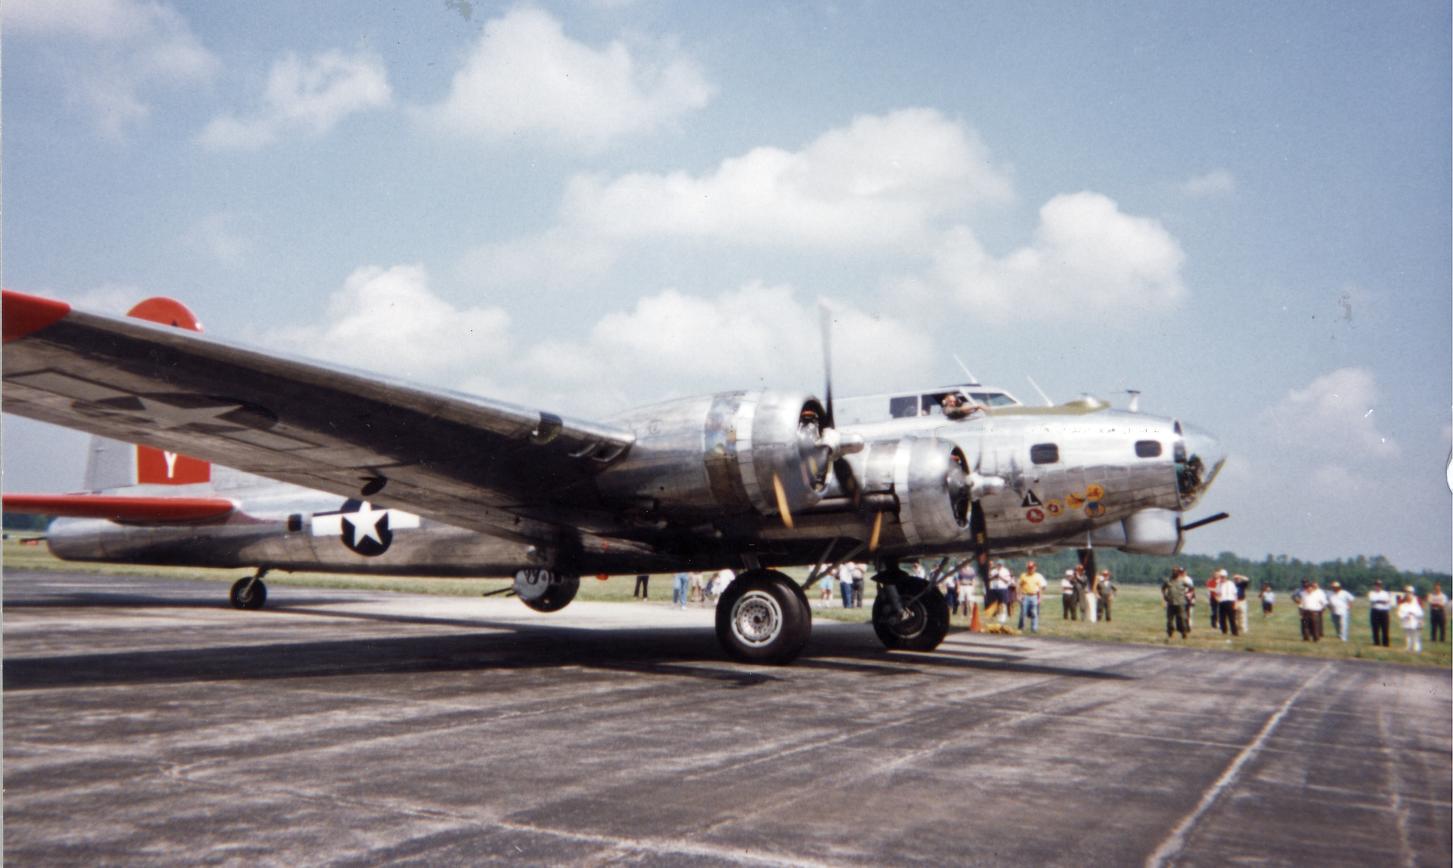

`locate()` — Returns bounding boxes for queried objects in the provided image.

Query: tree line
[1016,549,1449,595]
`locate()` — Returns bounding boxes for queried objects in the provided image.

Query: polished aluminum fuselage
[48,392,1221,577]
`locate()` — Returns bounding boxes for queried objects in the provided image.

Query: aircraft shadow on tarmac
[4,592,1133,691]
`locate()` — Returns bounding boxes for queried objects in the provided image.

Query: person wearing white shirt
[988,562,1012,623]
[1061,572,1077,621]
[1260,585,1276,617]
[1397,588,1424,653]
[1326,581,1355,642]
[1213,569,1240,636]
[1367,580,1393,647]
[711,568,734,602]
[1297,580,1328,642]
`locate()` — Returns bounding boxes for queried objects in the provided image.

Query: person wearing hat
[1396,586,1424,654]
[1326,580,1355,642]
[1367,580,1393,647]
[1161,567,1193,639]
[1061,569,1078,620]
[1232,573,1251,635]
[1017,560,1047,633]
[1097,569,1116,622]
[1213,568,1240,636]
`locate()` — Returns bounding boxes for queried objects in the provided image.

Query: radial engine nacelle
[598,390,836,523]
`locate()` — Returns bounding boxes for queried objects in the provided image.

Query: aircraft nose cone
[1177,422,1226,508]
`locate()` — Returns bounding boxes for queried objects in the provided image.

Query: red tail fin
[128,298,211,486]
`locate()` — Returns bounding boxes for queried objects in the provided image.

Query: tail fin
[84,298,212,488]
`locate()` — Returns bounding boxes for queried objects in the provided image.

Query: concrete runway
[5,569,1450,866]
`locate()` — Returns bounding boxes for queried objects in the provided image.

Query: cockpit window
[889,396,919,418]
[1030,443,1059,465]
[970,391,1017,407]
[1135,440,1162,458]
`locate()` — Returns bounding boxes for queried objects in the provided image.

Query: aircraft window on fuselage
[889,396,919,418]
[1030,443,1059,465]
[1135,440,1162,458]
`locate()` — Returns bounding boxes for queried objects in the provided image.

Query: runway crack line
[1145,662,1332,868]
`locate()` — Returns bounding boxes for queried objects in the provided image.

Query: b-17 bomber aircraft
[2,290,1227,664]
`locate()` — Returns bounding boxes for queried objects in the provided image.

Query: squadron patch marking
[1066,492,1086,509]
[1046,499,1063,516]
[1086,483,1105,500]
[1025,507,1045,524]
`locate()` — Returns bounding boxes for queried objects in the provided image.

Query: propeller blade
[818,301,835,428]
[1180,511,1230,533]
[771,472,796,529]
[970,500,990,576]
[868,509,884,552]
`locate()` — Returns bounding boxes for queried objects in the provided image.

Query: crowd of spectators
[1158,567,1443,653]
[650,561,1448,655]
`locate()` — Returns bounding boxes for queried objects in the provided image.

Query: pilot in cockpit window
[940,393,978,420]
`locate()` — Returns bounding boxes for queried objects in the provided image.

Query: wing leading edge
[2,290,635,545]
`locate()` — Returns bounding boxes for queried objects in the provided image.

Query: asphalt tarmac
[5,569,1450,866]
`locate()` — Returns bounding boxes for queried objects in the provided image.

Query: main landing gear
[870,569,950,652]
[715,569,812,664]
[230,569,269,610]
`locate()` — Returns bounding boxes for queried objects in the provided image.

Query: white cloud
[1180,169,1237,198]
[421,6,712,151]
[515,283,934,414]
[460,109,1014,288]
[267,265,511,385]
[1263,367,1398,459]
[563,108,1012,248]
[892,191,1186,322]
[199,49,392,150]
[5,0,217,137]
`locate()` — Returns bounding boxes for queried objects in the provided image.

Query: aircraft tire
[871,573,949,651]
[230,577,268,610]
[715,569,811,665]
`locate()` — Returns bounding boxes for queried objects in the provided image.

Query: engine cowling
[826,436,971,547]
[597,390,833,524]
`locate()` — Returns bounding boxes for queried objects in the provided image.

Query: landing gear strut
[715,569,812,664]
[230,569,269,610]
[871,570,949,651]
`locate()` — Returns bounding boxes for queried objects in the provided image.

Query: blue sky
[4,1,1449,572]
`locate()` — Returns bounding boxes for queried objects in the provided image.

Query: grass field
[5,539,1448,668]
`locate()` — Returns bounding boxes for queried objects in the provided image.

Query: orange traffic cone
[969,602,982,633]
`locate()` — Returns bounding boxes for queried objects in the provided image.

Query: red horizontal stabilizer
[3,290,72,342]
[3,494,235,523]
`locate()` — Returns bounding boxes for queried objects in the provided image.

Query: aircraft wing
[2,291,635,544]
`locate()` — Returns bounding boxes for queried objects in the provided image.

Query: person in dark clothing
[633,574,650,599]
[1162,567,1192,639]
